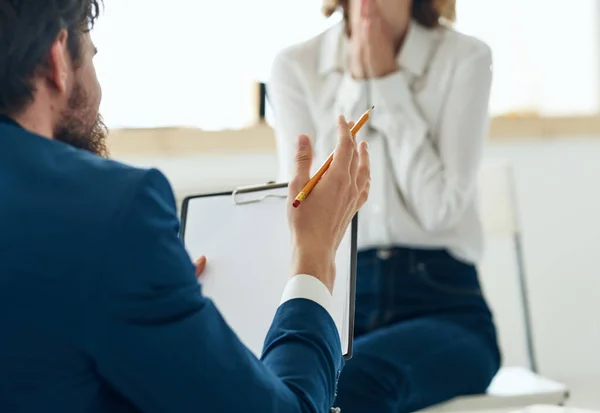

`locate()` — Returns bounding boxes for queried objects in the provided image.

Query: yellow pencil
[292,106,373,208]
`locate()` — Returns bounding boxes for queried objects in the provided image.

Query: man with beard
[0,1,371,412]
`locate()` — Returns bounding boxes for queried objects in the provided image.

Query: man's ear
[47,29,71,95]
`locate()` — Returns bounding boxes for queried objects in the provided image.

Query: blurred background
[92,0,600,408]
[93,0,599,128]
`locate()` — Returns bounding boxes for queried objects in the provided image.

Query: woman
[268,0,501,412]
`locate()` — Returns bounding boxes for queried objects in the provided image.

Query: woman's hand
[349,0,398,79]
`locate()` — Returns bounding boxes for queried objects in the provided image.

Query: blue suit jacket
[0,116,342,412]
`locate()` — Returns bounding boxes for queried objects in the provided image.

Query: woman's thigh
[354,248,496,336]
[335,316,500,413]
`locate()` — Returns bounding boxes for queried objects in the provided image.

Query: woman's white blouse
[268,21,492,264]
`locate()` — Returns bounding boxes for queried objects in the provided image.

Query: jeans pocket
[415,258,482,297]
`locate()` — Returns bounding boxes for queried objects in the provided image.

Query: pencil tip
[370,106,375,111]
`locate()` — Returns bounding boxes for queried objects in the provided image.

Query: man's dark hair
[0,0,102,115]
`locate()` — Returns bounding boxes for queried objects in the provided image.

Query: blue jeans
[335,247,501,413]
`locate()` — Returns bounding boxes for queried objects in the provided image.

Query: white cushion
[417,367,569,413]
[488,367,567,396]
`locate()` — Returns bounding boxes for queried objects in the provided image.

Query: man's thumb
[294,134,313,183]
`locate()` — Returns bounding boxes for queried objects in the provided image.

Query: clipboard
[180,182,357,360]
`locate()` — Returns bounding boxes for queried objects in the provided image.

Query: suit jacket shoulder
[0,121,175,318]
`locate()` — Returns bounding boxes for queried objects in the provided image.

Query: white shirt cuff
[280,274,333,318]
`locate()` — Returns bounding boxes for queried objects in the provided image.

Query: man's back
[0,118,348,413]
[0,119,156,411]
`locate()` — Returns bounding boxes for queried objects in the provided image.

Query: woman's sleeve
[367,46,493,232]
[268,52,317,182]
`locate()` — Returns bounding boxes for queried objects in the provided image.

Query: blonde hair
[322,0,456,27]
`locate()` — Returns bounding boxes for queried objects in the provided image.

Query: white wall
[121,137,600,386]
[486,138,600,384]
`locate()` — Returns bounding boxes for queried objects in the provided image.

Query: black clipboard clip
[232,181,288,205]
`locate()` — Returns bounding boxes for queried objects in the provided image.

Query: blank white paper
[182,185,353,357]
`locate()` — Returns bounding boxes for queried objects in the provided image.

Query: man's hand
[195,256,207,277]
[287,115,370,293]
[349,0,398,79]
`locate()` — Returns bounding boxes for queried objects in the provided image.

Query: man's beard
[54,82,109,157]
